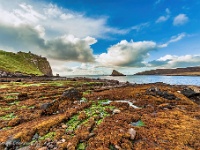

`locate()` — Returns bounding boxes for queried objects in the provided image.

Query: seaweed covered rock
[181,88,198,97]
[146,87,177,100]
[61,88,82,101]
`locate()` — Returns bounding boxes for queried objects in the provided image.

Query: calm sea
[65,75,200,86]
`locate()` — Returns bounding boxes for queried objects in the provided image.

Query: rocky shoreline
[0,78,200,149]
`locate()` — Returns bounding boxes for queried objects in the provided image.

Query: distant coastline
[134,66,200,76]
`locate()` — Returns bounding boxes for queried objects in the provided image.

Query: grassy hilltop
[0,50,52,76]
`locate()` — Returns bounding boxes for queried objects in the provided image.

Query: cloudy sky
[0,0,200,75]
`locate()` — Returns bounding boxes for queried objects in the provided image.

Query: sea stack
[110,70,126,76]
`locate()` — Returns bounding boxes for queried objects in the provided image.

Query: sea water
[65,75,200,86]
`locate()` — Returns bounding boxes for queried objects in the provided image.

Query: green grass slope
[0,50,44,76]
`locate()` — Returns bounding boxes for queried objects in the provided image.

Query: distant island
[135,66,200,76]
[110,70,126,76]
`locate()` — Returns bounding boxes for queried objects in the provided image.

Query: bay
[65,75,200,86]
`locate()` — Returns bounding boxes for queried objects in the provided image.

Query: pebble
[38,147,47,150]
[113,109,121,114]
[128,128,136,140]
[62,124,68,129]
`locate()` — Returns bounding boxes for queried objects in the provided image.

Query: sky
[0,0,200,75]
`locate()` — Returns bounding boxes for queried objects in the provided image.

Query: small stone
[62,124,68,129]
[38,147,47,150]
[18,146,30,150]
[40,102,52,110]
[32,133,39,140]
[115,145,122,149]
[61,139,66,143]
[48,144,54,149]
[113,109,121,114]
[128,128,136,140]
[67,142,72,148]
[88,133,95,138]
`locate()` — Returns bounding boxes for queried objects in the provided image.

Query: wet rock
[181,88,200,104]
[5,138,21,150]
[40,100,59,115]
[18,93,28,100]
[40,102,52,110]
[128,128,136,140]
[181,88,198,97]
[44,140,57,150]
[88,132,95,138]
[0,96,3,100]
[61,88,82,101]
[146,87,177,100]
[113,109,121,114]
[32,133,39,141]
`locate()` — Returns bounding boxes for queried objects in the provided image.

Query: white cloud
[173,14,189,26]
[131,22,150,32]
[0,24,95,62]
[0,0,127,39]
[149,55,200,68]
[155,0,164,5]
[159,33,186,48]
[156,8,170,23]
[0,0,128,64]
[45,34,96,62]
[97,40,158,67]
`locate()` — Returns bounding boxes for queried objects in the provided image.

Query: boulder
[61,88,82,101]
[181,88,198,97]
[146,87,177,100]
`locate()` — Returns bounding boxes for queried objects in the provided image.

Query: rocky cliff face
[0,50,53,77]
[110,70,126,76]
[135,66,200,76]
[17,52,53,76]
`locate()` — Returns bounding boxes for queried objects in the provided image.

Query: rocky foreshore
[0,78,200,150]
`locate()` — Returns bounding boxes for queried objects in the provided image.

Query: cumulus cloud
[0,1,111,63]
[0,1,127,38]
[149,55,200,68]
[0,24,95,62]
[45,35,96,62]
[173,14,189,26]
[156,8,170,23]
[97,40,158,67]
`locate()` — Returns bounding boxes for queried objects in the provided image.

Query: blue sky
[0,0,200,75]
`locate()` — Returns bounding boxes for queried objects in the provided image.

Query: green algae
[0,113,16,121]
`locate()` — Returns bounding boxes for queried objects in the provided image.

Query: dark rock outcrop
[110,70,126,76]
[146,87,177,100]
[61,88,82,101]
